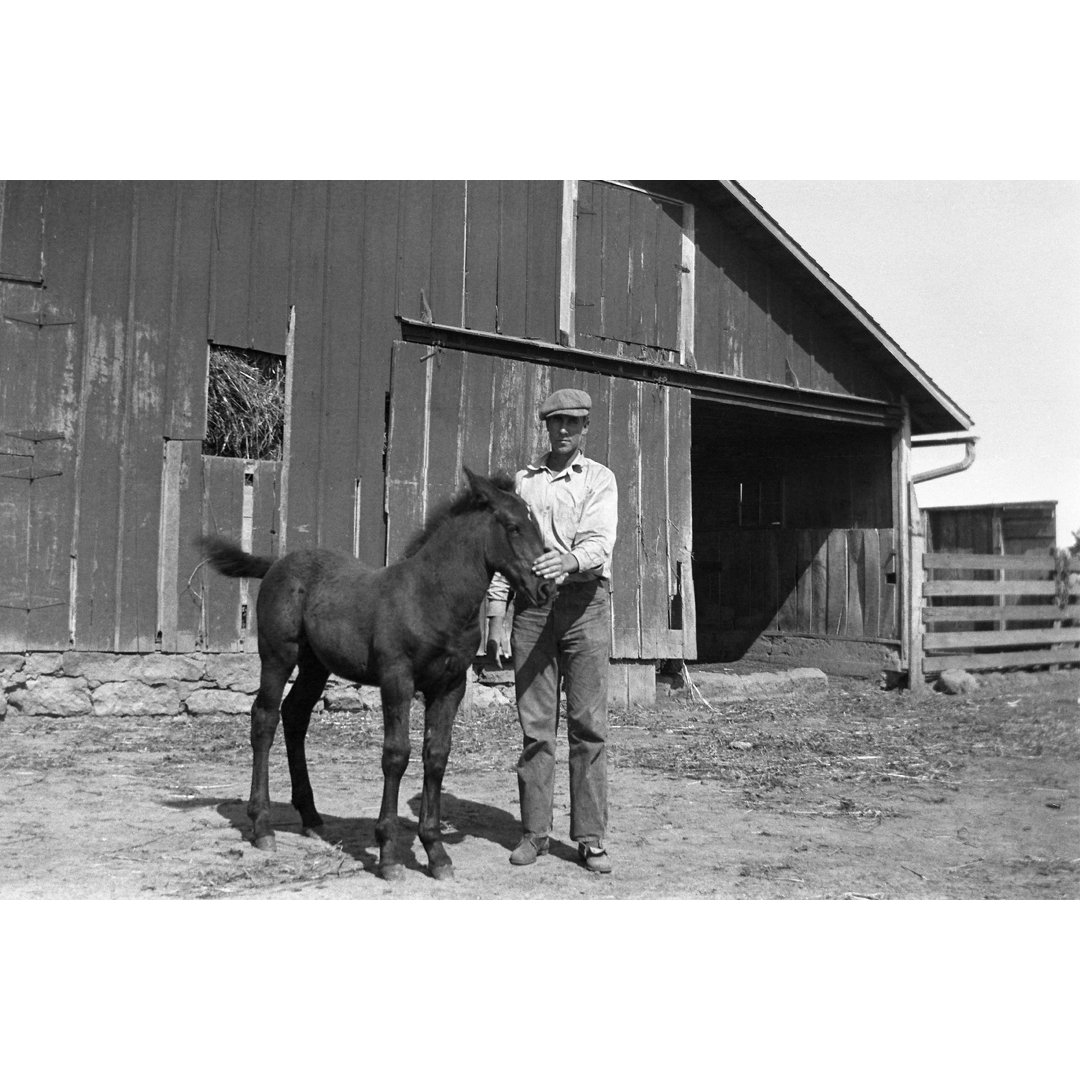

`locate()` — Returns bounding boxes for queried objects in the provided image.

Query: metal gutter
[911,435,978,484]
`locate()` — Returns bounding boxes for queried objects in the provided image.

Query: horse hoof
[430,862,455,882]
[379,863,405,882]
[303,826,328,842]
[253,834,277,852]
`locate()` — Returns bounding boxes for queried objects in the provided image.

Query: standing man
[486,388,619,874]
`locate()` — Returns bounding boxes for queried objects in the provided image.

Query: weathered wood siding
[1,178,910,663]
[0,180,566,654]
[693,208,896,398]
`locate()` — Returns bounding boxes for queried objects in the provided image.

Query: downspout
[911,435,978,484]
[905,434,977,691]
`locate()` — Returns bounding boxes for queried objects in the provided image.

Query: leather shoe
[579,843,612,874]
[509,834,549,866]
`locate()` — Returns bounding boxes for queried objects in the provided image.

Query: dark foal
[200,468,553,880]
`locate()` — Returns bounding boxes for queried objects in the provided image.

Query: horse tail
[198,535,275,579]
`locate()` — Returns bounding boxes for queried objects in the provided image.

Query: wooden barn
[0,180,972,704]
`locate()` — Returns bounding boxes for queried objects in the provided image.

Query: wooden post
[893,399,926,692]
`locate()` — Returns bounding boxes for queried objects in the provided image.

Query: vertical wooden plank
[116,182,176,651]
[796,529,814,633]
[201,456,245,651]
[384,342,431,564]
[558,180,578,347]
[157,439,183,652]
[427,348,466,502]
[248,181,293,355]
[397,180,434,322]
[652,198,678,354]
[777,530,799,632]
[14,184,88,649]
[693,214,721,374]
[355,180,399,568]
[668,387,695,657]
[211,181,255,347]
[746,236,770,381]
[573,181,602,343]
[164,181,215,440]
[71,182,133,650]
[826,530,847,637]
[525,180,561,343]
[284,182,329,551]
[459,351,496,478]
[608,379,641,657]
[0,180,46,281]
[430,181,466,327]
[762,529,780,631]
[722,230,746,378]
[318,182,365,555]
[880,528,898,640]
[246,459,281,649]
[638,383,670,656]
[810,529,829,635]
[497,181,529,337]
[768,269,795,387]
[628,192,658,347]
[845,529,865,638]
[863,528,882,639]
[599,183,631,344]
[173,442,205,652]
[489,354,531,475]
[464,180,500,333]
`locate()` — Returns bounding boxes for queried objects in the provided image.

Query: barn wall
[693,205,895,400]
[1,178,911,668]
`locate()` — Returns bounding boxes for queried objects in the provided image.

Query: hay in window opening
[203,344,285,460]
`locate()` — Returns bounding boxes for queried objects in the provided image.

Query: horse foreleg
[282,652,330,840]
[375,676,413,880]
[418,679,466,881]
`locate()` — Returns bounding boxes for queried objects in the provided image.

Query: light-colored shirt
[486,450,618,616]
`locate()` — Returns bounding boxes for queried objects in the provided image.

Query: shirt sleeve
[486,571,511,616]
[570,466,618,574]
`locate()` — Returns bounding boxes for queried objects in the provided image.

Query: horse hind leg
[282,650,330,840]
[248,650,295,851]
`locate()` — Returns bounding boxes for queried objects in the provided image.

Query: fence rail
[920,552,1080,673]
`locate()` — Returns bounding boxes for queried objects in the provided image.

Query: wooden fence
[920,552,1080,673]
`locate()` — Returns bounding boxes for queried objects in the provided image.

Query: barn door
[0,182,78,651]
[383,342,697,662]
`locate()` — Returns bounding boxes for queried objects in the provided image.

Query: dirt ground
[1,668,1077,900]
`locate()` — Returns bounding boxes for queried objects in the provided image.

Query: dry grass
[203,345,285,460]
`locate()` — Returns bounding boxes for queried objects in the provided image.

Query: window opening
[203,344,286,460]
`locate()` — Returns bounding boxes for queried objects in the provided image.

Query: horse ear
[463,466,495,505]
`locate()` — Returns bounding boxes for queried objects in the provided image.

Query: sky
[741,180,1080,549]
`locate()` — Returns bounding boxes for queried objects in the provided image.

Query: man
[486,388,619,874]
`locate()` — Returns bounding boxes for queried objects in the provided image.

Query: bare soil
[1,669,1077,900]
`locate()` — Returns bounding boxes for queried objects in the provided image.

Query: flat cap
[538,388,591,420]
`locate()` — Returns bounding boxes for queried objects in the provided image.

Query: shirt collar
[526,449,586,478]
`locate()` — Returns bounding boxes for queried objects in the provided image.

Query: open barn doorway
[690,398,899,668]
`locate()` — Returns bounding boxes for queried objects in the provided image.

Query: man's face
[545,413,589,457]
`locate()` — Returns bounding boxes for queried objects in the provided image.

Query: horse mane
[401,472,517,559]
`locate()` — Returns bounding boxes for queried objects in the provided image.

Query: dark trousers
[511,579,610,845]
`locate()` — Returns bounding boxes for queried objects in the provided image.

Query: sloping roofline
[690,180,974,435]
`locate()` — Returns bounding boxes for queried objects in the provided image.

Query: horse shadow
[161,789,578,875]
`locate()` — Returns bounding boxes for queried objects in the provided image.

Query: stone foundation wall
[0,653,515,720]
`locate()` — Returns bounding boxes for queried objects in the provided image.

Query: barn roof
[682,180,974,436]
